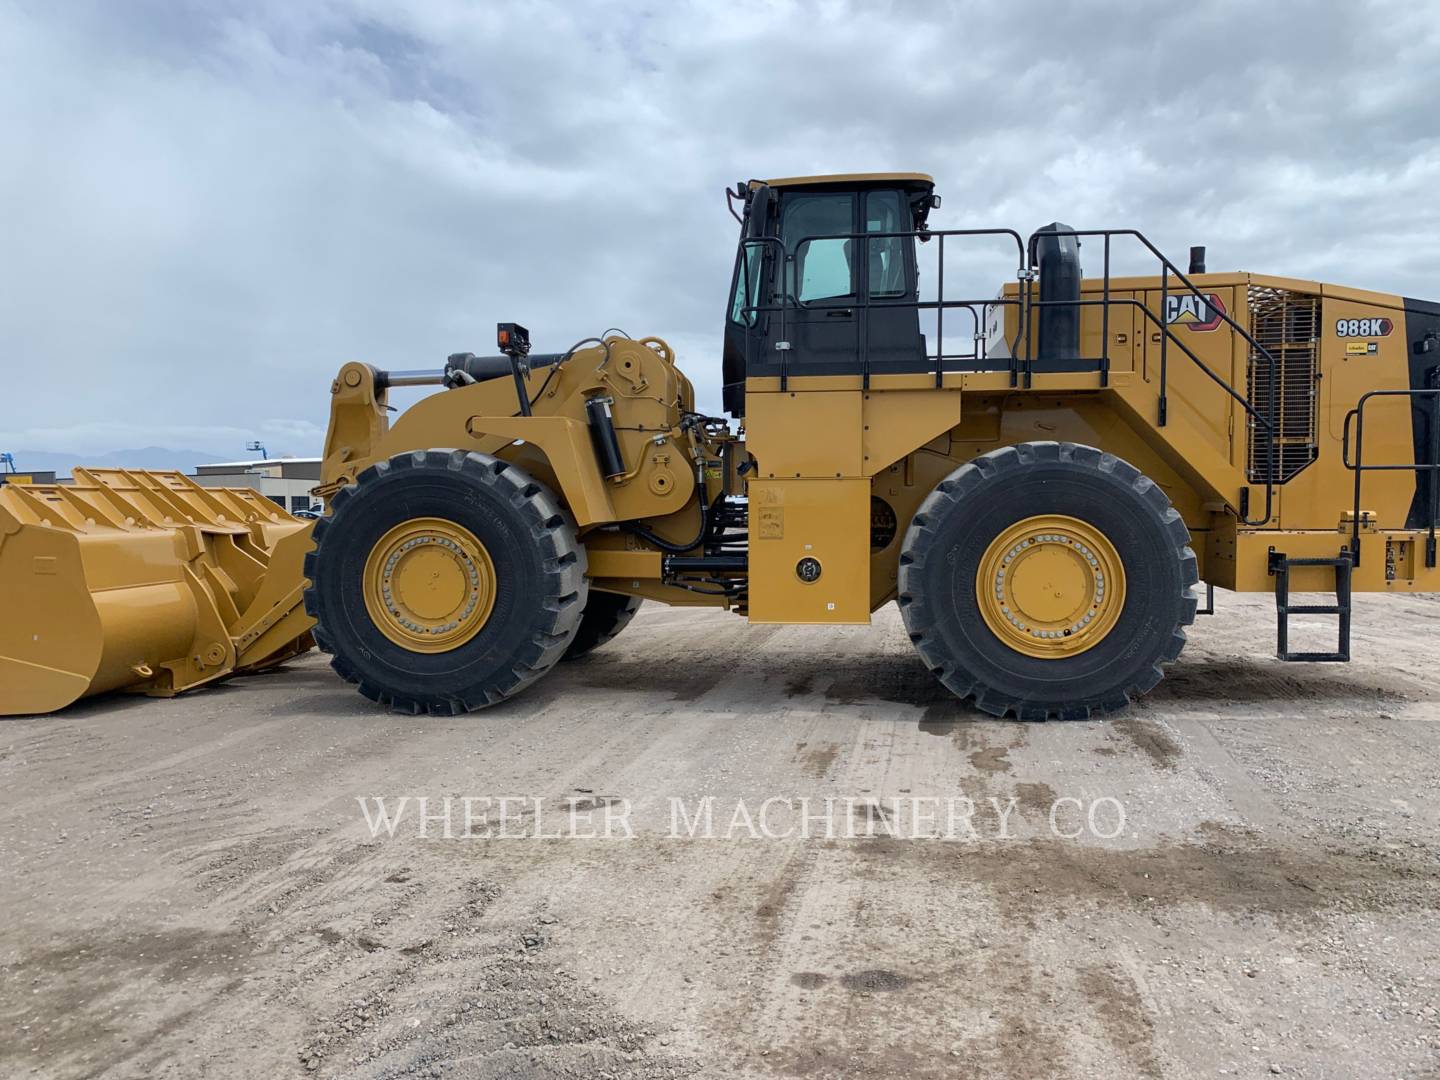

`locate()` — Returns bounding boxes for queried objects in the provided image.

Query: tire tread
[302,450,587,715]
[897,441,1197,721]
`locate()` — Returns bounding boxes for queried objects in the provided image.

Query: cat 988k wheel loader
[6,171,1440,719]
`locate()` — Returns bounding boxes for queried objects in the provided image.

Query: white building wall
[191,471,322,513]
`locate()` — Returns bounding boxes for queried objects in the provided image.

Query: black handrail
[1026,227,1281,527]
[1032,296,1276,426]
[1025,228,1282,400]
[740,227,1029,390]
[786,227,1027,389]
[1342,388,1440,569]
[736,223,1283,527]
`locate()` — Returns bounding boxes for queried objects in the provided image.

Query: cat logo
[1164,293,1226,332]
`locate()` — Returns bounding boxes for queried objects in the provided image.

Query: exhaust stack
[1035,222,1082,363]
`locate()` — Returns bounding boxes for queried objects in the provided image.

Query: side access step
[1268,549,1353,662]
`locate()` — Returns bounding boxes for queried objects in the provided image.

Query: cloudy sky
[3,0,1440,460]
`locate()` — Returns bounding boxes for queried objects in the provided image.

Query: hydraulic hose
[623,495,709,554]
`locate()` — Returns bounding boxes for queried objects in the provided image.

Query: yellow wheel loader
[6,171,1440,719]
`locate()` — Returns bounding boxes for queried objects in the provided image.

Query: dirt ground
[1,590,1438,1079]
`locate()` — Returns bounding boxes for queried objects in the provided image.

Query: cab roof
[752,172,935,191]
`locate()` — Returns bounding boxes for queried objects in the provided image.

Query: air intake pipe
[1035,222,1082,363]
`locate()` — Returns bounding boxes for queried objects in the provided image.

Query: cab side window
[728,242,764,327]
[782,193,855,303]
[865,191,908,299]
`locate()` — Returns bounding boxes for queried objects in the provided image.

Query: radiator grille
[1247,286,1319,483]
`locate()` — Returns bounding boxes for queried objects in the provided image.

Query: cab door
[780,189,860,373]
[860,189,926,375]
[778,188,925,377]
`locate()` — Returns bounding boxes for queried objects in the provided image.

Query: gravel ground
[1,590,1437,1079]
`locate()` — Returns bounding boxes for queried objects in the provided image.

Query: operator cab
[721,173,939,417]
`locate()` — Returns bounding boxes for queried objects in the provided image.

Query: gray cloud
[2,0,1439,456]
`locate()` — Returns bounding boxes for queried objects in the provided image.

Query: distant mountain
[7,447,229,477]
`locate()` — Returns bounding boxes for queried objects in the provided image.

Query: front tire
[897,442,1197,720]
[303,450,587,715]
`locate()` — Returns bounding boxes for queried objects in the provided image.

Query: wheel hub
[976,514,1126,659]
[362,518,496,652]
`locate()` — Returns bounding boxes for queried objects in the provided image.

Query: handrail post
[780,248,792,391]
[1268,325,1277,526]
[1014,289,1023,388]
[742,243,752,381]
[1429,386,1439,567]
[859,234,868,390]
[1100,234,1111,388]
[1022,244,1034,389]
[778,238,786,380]
[936,233,945,387]
[1159,269,1169,426]
[1352,402,1365,565]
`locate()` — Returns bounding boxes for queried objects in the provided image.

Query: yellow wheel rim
[976,514,1126,659]
[362,518,497,653]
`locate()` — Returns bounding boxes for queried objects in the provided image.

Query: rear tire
[303,450,587,715]
[897,442,1196,720]
[563,591,642,661]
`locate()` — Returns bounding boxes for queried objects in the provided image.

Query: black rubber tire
[897,441,1197,721]
[562,591,643,661]
[303,450,588,715]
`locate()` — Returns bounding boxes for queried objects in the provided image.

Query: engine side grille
[1247,286,1320,483]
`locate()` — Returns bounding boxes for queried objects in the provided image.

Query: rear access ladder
[1269,550,1353,662]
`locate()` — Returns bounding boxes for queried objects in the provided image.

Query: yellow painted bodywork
[994,273,1427,589]
[306,268,1438,634]
[321,337,702,532]
[317,336,724,611]
[735,270,1438,617]
[747,478,869,623]
[756,172,934,189]
[0,469,316,716]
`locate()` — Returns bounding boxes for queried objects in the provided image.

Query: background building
[192,458,323,514]
[0,469,58,485]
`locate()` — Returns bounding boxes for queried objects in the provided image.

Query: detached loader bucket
[0,468,317,717]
